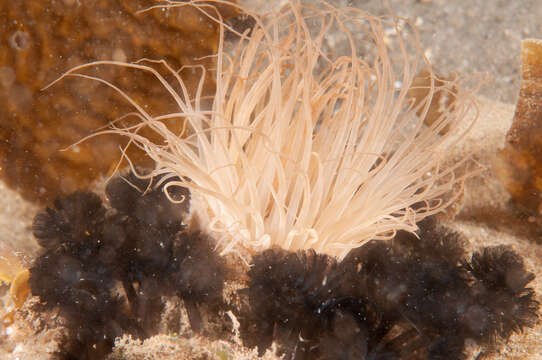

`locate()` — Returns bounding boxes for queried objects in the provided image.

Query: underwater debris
[494,39,542,217]
[0,0,238,204]
[0,240,31,309]
[29,171,225,359]
[8,269,30,309]
[407,68,459,135]
[241,219,539,359]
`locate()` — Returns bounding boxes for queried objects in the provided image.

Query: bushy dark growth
[165,231,226,332]
[170,231,225,303]
[28,177,539,360]
[242,218,539,360]
[243,247,419,359]
[382,220,472,337]
[104,171,223,333]
[30,191,137,359]
[105,170,190,232]
[425,336,467,360]
[243,248,337,356]
[466,246,539,341]
[29,170,225,359]
[316,309,369,360]
[32,191,106,254]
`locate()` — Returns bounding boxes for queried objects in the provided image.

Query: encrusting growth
[46,1,480,259]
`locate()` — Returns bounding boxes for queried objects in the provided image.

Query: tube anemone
[48,1,479,259]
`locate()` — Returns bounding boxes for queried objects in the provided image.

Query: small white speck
[6,326,14,336]
[424,49,433,60]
